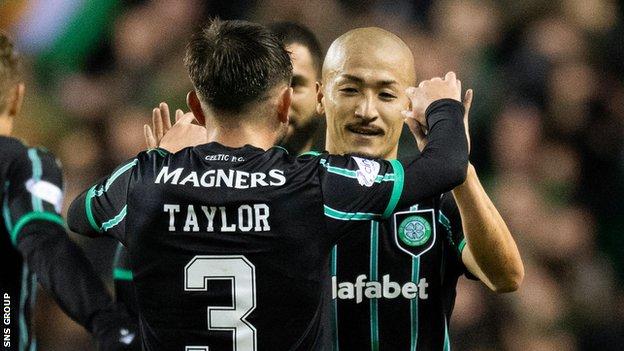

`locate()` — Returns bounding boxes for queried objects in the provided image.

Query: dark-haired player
[0,32,137,350]
[67,19,469,350]
[270,21,325,153]
[110,21,328,322]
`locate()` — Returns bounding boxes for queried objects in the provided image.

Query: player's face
[281,43,321,152]
[322,55,411,159]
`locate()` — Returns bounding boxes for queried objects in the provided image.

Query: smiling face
[319,28,415,159]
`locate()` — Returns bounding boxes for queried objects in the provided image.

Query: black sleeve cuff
[425,98,465,127]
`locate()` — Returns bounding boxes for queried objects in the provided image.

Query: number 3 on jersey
[185,256,257,351]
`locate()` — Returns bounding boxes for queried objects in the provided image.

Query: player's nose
[354,94,379,122]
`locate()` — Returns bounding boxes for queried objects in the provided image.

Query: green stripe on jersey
[101,205,127,232]
[298,150,321,157]
[369,221,379,350]
[85,185,102,233]
[324,205,380,221]
[443,316,451,351]
[3,181,13,232]
[410,257,420,350]
[27,149,43,212]
[438,211,451,233]
[409,204,420,350]
[458,239,467,253]
[102,159,138,194]
[147,148,169,157]
[10,212,65,245]
[331,246,339,351]
[382,160,404,218]
[113,268,134,281]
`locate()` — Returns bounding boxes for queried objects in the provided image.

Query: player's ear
[186,90,206,126]
[276,86,292,125]
[7,83,25,118]
[316,82,325,115]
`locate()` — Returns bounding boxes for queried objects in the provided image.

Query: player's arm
[5,148,137,349]
[453,164,524,292]
[113,243,139,319]
[67,157,139,244]
[320,73,468,231]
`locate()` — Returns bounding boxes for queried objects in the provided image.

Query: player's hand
[144,103,208,153]
[402,71,462,127]
[144,102,174,149]
[405,88,473,153]
[151,111,208,153]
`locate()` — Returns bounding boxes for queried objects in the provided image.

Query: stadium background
[2,0,624,350]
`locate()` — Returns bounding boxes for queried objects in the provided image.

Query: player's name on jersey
[164,203,271,232]
[155,167,286,189]
[332,274,429,303]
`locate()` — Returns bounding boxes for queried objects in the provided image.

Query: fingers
[445,71,456,81]
[144,124,158,149]
[152,107,163,142]
[175,111,196,125]
[463,89,473,113]
[160,102,172,134]
[175,109,184,123]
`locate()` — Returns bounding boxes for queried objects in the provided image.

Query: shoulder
[1,137,62,178]
[0,136,28,163]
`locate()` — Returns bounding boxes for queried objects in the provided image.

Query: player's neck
[206,124,279,151]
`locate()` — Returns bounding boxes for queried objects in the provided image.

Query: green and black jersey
[0,136,119,350]
[68,99,467,350]
[331,191,474,350]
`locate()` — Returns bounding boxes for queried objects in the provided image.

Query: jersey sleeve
[113,243,139,319]
[3,147,65,245]
[320,99,468,239]
[67,157,138,243]
[438,193,477,280]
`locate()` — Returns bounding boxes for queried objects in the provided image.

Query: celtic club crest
[393,209,436,257]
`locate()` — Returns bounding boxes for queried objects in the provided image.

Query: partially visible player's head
[318,27,416,159]
[184,19,292,139]
[0,31,25,136]
[270,22,324,153]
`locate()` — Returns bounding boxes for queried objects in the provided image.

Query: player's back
[126,143,333,350]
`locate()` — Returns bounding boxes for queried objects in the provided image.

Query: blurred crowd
[2,0,624,350]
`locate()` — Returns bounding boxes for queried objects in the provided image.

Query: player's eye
[379,92,397,100]
[339,87,358,95]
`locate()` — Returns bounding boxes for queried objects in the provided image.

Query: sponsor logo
[155,167,286,189]
[352,157,380,187]
[332,274,428,303]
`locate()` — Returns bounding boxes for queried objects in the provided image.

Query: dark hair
[184,19,292,114]
[269,22,323,76]
[0,32,22,111]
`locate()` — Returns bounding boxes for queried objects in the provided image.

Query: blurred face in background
[280,43,322,153]
[319,29,415,159]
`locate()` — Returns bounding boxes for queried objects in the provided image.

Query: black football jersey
[1,136,65,350]
[331,192,475,350]
[68,99,468,350]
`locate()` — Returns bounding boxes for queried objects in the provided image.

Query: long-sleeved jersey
[67,99,468,351]
[331,192,477,350]
[0,136,128,350]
